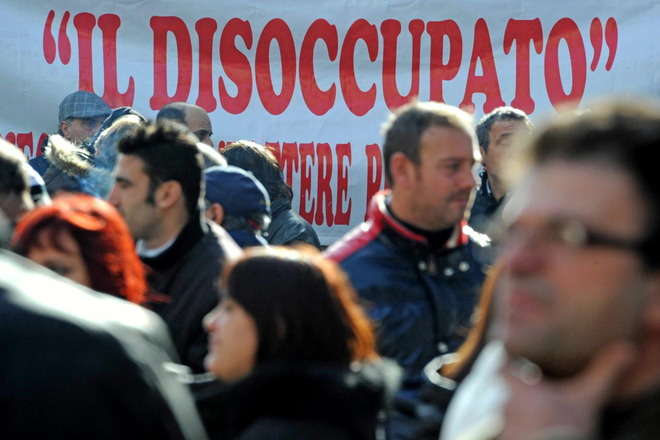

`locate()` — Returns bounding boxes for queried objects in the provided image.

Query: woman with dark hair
[12,193,146,303]
[200,246,400,439]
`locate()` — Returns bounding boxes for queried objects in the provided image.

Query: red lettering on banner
[299,142,316,223]
[381,19,424,110]
[16,133,35,158]
[219,18,253,114]
[98,14,135,107]
[504,19,543,114]
[195,18,218,112]
[256,19,296,115]
[315,143,334,225]
[150,16,192,109]
[460,19,505,113]
[340,19,378,116]
[37,133,49,156]
[427,20,462,104]
[73,13,96,92]
[281,142,300,189]
[545,18,587,109]
[335,143,352,225]
[4,132,16,145]
[300,19,338,116]
[365,143,383,220]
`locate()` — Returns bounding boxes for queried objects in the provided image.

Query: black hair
[476,106,532,152]
[526,100,660,268]
[223,140,292,202]
[117,121,203,215]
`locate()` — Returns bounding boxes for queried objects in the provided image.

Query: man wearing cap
[57,90,112,145]
[30,91,112,196]
[204,165,270,248]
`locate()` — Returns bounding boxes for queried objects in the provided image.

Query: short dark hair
[223,140,291,202]
[0,139,29,195]
[117,121,203,215]
[155,103,187,125]
[382,101,475,185]
[522,100,660,268]
[223,246,377,366]
[476,106,532,151]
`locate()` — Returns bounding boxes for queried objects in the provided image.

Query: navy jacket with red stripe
[326,190,492,380]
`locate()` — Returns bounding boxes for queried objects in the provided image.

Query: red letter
[16,133,34,158]
[335,142,352,225]
[427,20,462,103]
[300,19,338,116]
[365,143,383,220]
[460,19,505,113]
[195,18,218,112]
[281,142,299,189]
[504,19,543,114]
[36,133,49,156]
[299,143,316,223]
[219,18,253,114]
[545,18,587,109]
[4,132,16,145]
[381,19,424,110]
[340,19,378,116]
[98,14,135,107]
[149,17,192,109]
[73,13,96,92]
[315,143,334,226]
[256,19,296,115]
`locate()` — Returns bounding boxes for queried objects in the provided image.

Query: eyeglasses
[497,217,645,253]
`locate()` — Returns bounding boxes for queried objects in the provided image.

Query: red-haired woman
[199,246,400,440]
[12,193,146,303]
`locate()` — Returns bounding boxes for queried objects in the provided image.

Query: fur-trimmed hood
[44,134,92,177]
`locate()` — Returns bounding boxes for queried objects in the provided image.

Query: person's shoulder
[324,219,387,265]
[0,250,170,348]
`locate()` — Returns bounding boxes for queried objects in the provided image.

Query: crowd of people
[1,89,659,440]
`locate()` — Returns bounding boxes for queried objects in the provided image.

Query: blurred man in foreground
[443,101,660,440]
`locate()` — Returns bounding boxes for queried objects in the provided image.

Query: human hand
[499,342,634,440]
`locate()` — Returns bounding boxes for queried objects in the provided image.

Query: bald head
[157,102,213,146]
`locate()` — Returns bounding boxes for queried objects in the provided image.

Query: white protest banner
[1,1,658,244]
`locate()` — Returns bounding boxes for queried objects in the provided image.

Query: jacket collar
[140,210,207,271]
[368,190,468,250]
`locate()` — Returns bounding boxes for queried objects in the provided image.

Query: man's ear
[205,202,224,225]
[389,152,415,189]
[154,180,183,209]
[59,120,70,139]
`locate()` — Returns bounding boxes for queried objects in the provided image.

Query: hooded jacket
[265,198,321,248]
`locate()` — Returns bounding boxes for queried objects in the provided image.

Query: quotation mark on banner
[41,9,135,107]
[590,17,618,71]
[43,10,71,65]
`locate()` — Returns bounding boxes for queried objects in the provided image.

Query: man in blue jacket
[326,101,491,439]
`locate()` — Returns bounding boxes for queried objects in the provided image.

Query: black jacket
[196,360,401,440]
[0,250,207,439]
[467,170,503,235]
[266,198,321,248]
[143,213,241,373]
